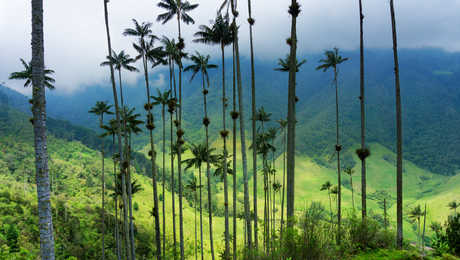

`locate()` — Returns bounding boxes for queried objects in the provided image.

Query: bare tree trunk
[246,0,258,250]
[232,42,238,260]
[162,105,166,260]
[422,204,426,254]
[389,0,403,249]
[199,167,204,260]
[231,0,252,251]
[99,116,106,260]
[220,43,231,259]
[103,1,130,258]
[280,126,286,242]
[31,1,55,258]
[358,0,367,221]
[169,60,177,259]
[335,68,342,245]
[286,0,299,229]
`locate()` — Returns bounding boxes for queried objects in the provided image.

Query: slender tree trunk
[358,0,367,221]
[113,135,121,260]
[221,43,231,259]
[199,167,204,260]
[142,55,161,259]
[350,174,354,210]
[280,126,286,242]
[384,198,388,231]
[422,204,426,254]
[103,1,130,258]
[118,70,125,108]
[286,0,299,230]
[169,59,178,259]
[231,0,252,251]
[31,1,55,259]
[127,141,135,260]
[194,191,198,260]
[99,116,106,260]
[328,190,333,226]
[246,0,259,250]
[162,105,166,260]
[390,0,403,249]
[176,14,185,260]
[232,42,238,260]
[335,68,342,245]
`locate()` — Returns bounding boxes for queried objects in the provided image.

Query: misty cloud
[1,0,459,95]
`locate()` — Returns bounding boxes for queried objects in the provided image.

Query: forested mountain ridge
[2,48,460,175]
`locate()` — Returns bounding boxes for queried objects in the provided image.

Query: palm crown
[101,50,138,72]
[156,0,199,25]
[193,14,234,48]
[89,101,113,117]
[274,54,306,72]
[9,58,56,89]
[184,51,217,84]
[183,143,217,170]
[152,89,172,107]
[316,47,349,72]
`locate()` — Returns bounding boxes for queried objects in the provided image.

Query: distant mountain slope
[3,48,460,175]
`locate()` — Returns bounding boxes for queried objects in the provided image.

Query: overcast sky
[1,0,459,95]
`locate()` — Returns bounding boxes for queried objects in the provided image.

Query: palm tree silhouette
[89,101,113,259]
[100,50,138,107]
[194,13,234,257]
[277,119,288,242]
[316,47,348,245]
[101,1,127,258]
[152,88,171,257]
[183,143,217,260]
[9,58,55,89]
[274,54,306,72]
[320,181,333,225]
[101,119,122,260]
[157,2,198,257]
[448,201,459,215]
[409,205,423,248]
[343,167,355,210]
[185,177,202,260]
[123,19,163,258]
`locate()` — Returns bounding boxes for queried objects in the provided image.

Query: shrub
[446,215,460,256]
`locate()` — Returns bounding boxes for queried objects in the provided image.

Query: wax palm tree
[213,153,233,182]
[316,47,348,245]
[124,19,162,258]
[220,0,253,250]
[193,14,234,257]
[102,119,122,260]
[274,54,306,72]
[183,143,217,260]
[152,89,171,258]
[18,2,55,256]
[320,181,333,225]
[389,0,404,249]
[230,45,238,258]
[409,205,423,248]
[185,178,201,260]
[286,1,301,239]
[448,201,459,215]
[100,50,138,107]
[356,0,369,222]
[9,58,56,89]
[343,167,355,210]
[277,119,287,242]
[102,2,129,258]
[89,101,113,259]
[157,3,198,258]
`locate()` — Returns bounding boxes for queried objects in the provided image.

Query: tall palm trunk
[280,126,286,242]
[350,174,354,210]
[286,0,299,229]
[231,42,238,260]
[142,54,161,259]
[118,70,125,108]
[358,0,367,221]
[169,59,178,259]
[390,0,403,249]
[328,189,333,226]
[199,167,204,260]
[99,115,106,260]
[176,12,186,260]
[31,2,55,259]
[194,190,198,260]
[113,136,122,260]
[161,104,166,259]
[230,0,252,250]
[220,42,231,258]
[246,0,258,249]
[334,67,342,245]
[103,1,130,259]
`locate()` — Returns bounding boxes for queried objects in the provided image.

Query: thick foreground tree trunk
[31,0,55,259]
